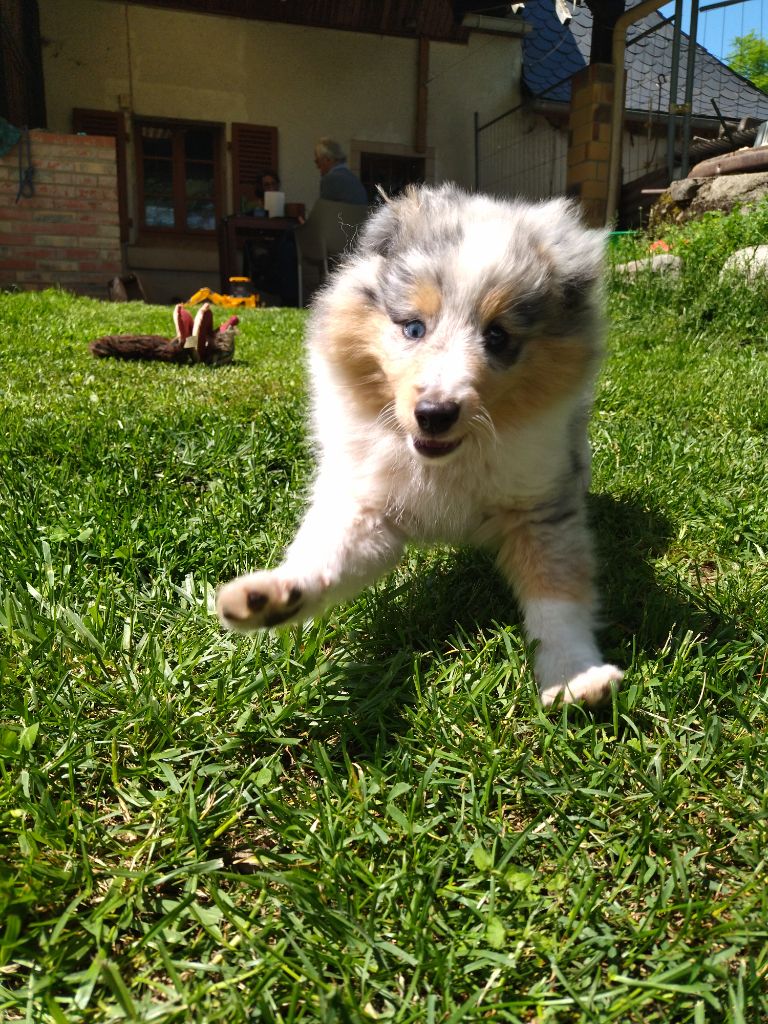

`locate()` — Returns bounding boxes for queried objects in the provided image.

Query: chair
[294,199,369,306]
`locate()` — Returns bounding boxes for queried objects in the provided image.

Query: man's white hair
[315,137,346,163]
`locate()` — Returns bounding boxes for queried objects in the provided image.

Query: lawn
[1,201,768,1023]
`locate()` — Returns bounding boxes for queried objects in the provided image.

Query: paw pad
[246,591,268,612]
[217,573,305,631]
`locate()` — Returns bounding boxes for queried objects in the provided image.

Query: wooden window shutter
[72,108,129,242]
[231,123,278,214]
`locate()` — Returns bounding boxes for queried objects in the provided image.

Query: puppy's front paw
[539,663,623,708]
[217,571,305,631]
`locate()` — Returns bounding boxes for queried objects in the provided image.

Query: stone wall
[0,130,122,297]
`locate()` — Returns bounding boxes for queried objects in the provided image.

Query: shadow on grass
[347,491,708,657]
[293,493,719,747]
[215,493,749,870]
[236,493,739,763]
[589,491,734,655]
[277,548,515,760]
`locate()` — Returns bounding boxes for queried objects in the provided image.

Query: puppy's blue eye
[483,322,509,353]
[403,320,426,341]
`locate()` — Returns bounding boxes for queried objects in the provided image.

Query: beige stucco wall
[39,0,522,211]
[37,0,522,300]
[429,33,522,187]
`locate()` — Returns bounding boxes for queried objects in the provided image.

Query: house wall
[428,32,522,189]
[0,131,122,297]
[622,125,670,189]
[39,1,520,207]
[37,0,522,301]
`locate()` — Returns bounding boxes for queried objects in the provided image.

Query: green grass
[1,202,768,1022]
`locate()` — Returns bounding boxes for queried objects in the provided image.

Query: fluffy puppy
[217,185,623,707]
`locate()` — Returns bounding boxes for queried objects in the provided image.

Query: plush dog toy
[89,302,237,365]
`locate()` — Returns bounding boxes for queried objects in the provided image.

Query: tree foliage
[727,31,768,93]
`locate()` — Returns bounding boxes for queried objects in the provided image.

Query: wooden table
[218,215,299,293]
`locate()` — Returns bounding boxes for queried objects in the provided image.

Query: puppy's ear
[541,198,607,310]
[355,185,427,259]
[357,201,401,258]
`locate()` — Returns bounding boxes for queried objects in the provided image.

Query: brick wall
[565,64,616,227]
[0,130,123,298]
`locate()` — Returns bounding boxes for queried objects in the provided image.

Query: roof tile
[521,0,768,121]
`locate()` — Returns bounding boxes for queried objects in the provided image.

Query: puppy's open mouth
[412,436,463,458]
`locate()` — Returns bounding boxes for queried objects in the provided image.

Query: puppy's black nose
[414,400,460,435]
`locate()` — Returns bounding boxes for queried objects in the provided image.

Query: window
[73,110,278,240]
[135,119,223,234]
[359,152,426,202]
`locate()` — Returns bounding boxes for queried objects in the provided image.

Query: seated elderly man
[314,137,368,205]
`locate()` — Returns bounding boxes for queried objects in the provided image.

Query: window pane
[185,128,214,161]
[143,158,175,228]
[140,125,173,158]
[186,161,215,230]
[359,152,425,201]
[136,121,220,232]
[142,135,173,158]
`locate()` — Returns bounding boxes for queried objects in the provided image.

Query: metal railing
[475,102,673,205]
[475,106,568,201]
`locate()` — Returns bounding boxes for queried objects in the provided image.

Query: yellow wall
[37,0,523,300]
[429,33,523,187]
[39,0,522,207]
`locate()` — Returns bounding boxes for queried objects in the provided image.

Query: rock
[649,171,768,229]
[720,245,768,282]
[614,253,684,276]
[668,178,699,204]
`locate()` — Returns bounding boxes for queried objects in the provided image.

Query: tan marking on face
[479,334,594,432]
[315,283,455,435]
[496,518,595,605]
[408,279,442,321]
[476,284,515,326]
[388,333,483,438]
[318,290,395,417]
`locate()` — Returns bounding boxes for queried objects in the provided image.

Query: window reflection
[143,157,175,228]
[185,160,215,231]
[137,120,220,233]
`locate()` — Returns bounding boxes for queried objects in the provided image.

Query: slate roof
[521,0,768,122]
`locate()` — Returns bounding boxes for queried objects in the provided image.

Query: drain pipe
[605,0,668,226]
[666,0,684,182]
[679,0,700,177]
